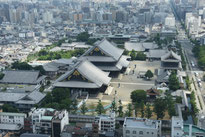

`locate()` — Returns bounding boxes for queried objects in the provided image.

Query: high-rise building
[9,9,17,23]
[165,15,176,27]
[52,110,69,137]
[43,11,53,23]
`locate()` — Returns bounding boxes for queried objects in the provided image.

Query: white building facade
[171,116,184,137]
[0,112,26,126]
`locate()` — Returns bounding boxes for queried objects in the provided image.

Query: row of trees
[130,89,176,119]
[175,41,186,70]
[192,45,205,70]
[76,32,98,45]
[37,49,85,60]
[152,34,174,48]
[11,61,46,75]
[190,92,199,124]
[168,71,180,91]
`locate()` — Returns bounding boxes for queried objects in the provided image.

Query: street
[176,21,205,113]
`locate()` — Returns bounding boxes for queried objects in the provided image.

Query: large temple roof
[54,60,111,88]
[82,39,124,61]
[161,50,181,62]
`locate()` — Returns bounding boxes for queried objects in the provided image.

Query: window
[126,130,130,134]
[139,131,143,135]
[133,131,136,134]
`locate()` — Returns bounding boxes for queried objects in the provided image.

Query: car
[195,72,199,77]
[191,61,195,67]
[199,82,202,88]
[197,78,201,83]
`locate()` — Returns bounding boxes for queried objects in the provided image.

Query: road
[175,20,205,113]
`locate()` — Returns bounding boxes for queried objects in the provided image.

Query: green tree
[81,101,88,115]
[39,85,45,92]
[52,88,70,103]
[71,99,78,114]
[166,96,176,118]
[154,98,166,119]
[134,102,140,117]
[130,50,136,60]
[96,100,105,115]
[145,104,152,119]
[123,49,129,55]
[11,61,33,70]
[38,50,48,56]
[2,104,19,113]
[125,103,133,117]
[60,98,72,111]
[0,73,4,80]
[33,65,46,75]
[76,32,90,42]
[136,51,146,60]
[168,71,180,91]
[131,90,147,103]
[176,96,182,104]
[46,80,51,86]
[145,70,154,79]
[118,100,124,117]
[111,99,117,112]
[86,38,98,45]
[41,88,72,111]
[140,102,145,118]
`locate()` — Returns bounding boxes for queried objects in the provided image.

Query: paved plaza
[101,61,161,102]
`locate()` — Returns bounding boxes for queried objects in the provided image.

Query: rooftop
[0,123,23,131]
[20,133,51,137]
[0,70,45,84]
[123,118,158,129]
[0,112,26,117]
[54,59,111,88]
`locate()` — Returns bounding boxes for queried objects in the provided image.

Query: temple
[160,50,182,71]
[81,39,129,75]
[53,59,111,94]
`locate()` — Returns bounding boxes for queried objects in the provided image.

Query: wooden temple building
[53,59,111,94]
[81,39,129,75]
[160,50,182,71]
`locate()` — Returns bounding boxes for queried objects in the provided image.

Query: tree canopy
[96,100,105,115]
[2,104,19,113]
[136,51,146,61]
[11,61,46,75]
[81,101,88,115]
[118,100,124,117]
[192,45,205,70]
[168,71,180,91]
[131,90,147,103]
[41,88,72,111]
[145,70,154,79]
[76,32,90,42]
[154,98,166,119]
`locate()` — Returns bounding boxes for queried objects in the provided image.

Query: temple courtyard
[101,60,161,102]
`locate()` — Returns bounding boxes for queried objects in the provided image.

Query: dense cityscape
[0,0,204,137]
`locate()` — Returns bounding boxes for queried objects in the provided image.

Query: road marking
[110,82,154,86]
